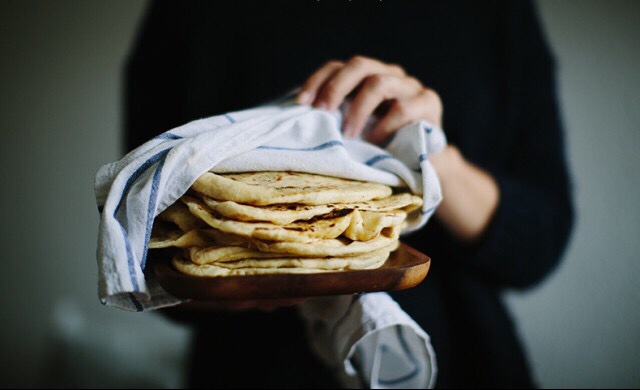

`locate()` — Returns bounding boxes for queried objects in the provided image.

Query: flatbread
[156,201,205,232]
[149,171,417,279]
[201,197,335,225]
[200,192,422,225]
[148,225,214,249]
[182,195,354,242]
[173,257,335,276]
[151,222,405,254]
[343,209,407,241]
[250,235,400,257]
[191,171,393,206]
[211,246,394,270]
[187,245,293,265]
[200,227,402,257]
[171,242,397,276]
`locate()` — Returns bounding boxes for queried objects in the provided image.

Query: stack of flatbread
[149,171,423,277]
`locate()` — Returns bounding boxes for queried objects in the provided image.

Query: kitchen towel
[94,98,446,388]
[94,99,446,311]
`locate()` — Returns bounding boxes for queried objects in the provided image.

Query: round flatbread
[173,257,335,276]
[200,227,402,257]
[343,209,407,241]
[171,242,397,276]
[200,192,422,225]
[187,245,294,265]
[250,235,400,257]
[191,171,393,206]
[182,195,354,243]
[156,201,206,232]
[148,226,214,249]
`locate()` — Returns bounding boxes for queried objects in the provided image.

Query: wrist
[429,145,462,184]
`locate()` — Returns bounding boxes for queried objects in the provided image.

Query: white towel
[94,98,445,388]
[298,293,438,389]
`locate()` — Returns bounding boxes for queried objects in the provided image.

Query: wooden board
[150,242,430,301]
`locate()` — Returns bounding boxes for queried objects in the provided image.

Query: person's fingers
[297,60,344,105]
[297,56,443,145]
[313,55,405,111]
[343,74,423,137]
[367,88,443,145]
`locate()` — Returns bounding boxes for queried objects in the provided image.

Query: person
[124,1,574,388]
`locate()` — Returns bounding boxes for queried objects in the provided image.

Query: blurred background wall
[505,0,640,388]
[0,0,638,388]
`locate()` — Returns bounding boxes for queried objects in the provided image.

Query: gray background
[1,0,638,388]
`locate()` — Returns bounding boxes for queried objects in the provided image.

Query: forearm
[430,145,500,243]
[429,144,573,288]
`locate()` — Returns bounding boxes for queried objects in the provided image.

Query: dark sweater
[125,1,574,388]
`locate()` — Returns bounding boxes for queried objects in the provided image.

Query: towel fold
[298,293,437,389]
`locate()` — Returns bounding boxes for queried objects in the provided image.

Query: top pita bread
[192,171,393,206]
[200,192,422,225]
[182,195,356,242]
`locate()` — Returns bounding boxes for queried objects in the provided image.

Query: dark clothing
[125,1,574,388]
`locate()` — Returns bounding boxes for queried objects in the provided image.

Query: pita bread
[182,195,354,242]
[157,201,205,232]
[250,235,399,257]
[212,247,394,270]
[173,257,335,276]
[192,171,393,206]
[199,228,252,247]
[171,242,397,276]
[201,197,335,225]
[187,245,292,265]
[148,225,214,249]
[150,217,406,257]
[343,209,407,241]
[200,192,422,225]
[200,227,402,257]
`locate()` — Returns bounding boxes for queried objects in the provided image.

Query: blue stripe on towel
[129,293,143,312]
[114,148,171,216]
[257,140,343,152]
[412,154,428,172]
[114,148,171,293]
[224,113,236,123]
[154,132,182,140]
[141,155,167,270]
[365,154,394,166]
[119,224,139,292]
[377,325,421,386]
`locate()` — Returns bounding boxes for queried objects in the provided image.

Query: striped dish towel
[94,98,445,388]
[94,99,446,311]
[299,292,437,389]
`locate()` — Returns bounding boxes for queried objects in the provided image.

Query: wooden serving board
[150,242,430,301]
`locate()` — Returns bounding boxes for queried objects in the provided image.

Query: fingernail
[297,91,312,105]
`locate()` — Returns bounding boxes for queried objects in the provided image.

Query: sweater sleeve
[123,0,187,153]
[454,0,575,289]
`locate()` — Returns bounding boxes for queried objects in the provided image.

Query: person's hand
[296,55,443,145]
